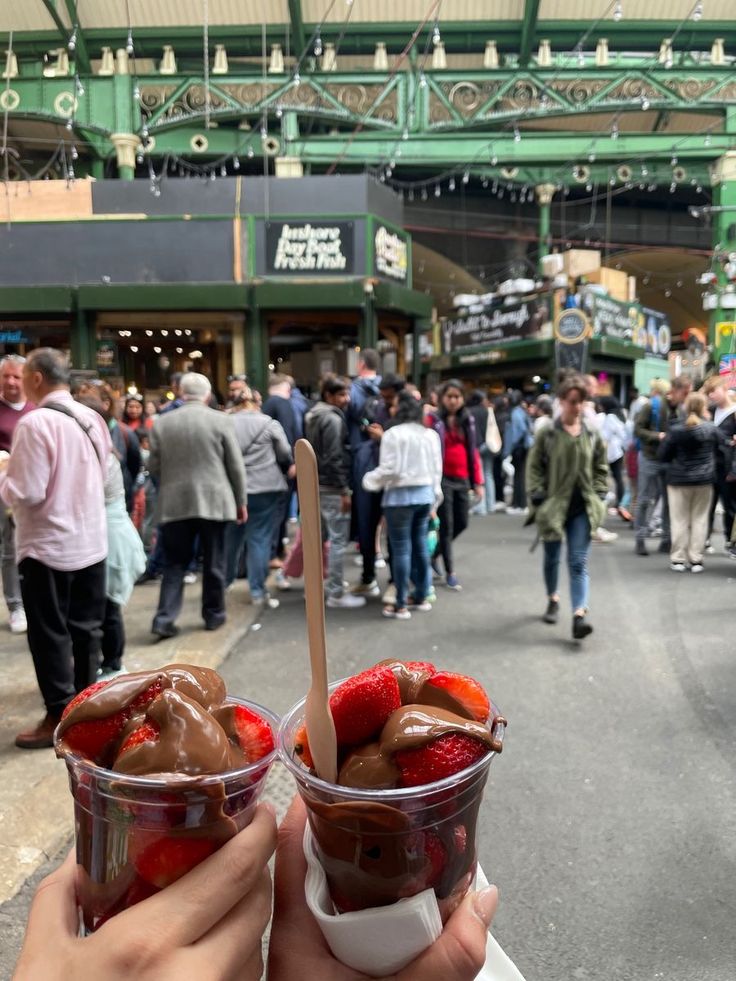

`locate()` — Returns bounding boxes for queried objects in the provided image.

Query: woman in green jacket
[526,374,609,640]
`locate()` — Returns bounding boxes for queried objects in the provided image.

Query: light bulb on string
[670,182,676,192]
[643,275,650,285]
[482,178,489,188]
[293,72,300,87]
[402,128,409,140]
[448,176,456,191]
[314,33,322,57]
[76,77,85,97]
[664,288,672,297]
[432,21,441,45]
[671,155,678,166]
[247,147,254,158]
[434,184,441,197]
[133,85,141,101]
[421,187,428,201]
[220,164,227,177]
[68,29,77,52]
[513,126,521,143]
[419,72,427,89]
[68,165,75,180]
[577,48,585,67]
[71,145,78,161]
[641,96,650,110]
[491,154,498,165]
[696,184,703,193]
[589,152,596,163]
[126,30,134,55]
[210,171,216,181]
[704,133,712,147]
[613,0,623,21]
[692,1,703,21]
[611,121,619,139]
[233,156,240,170]
[66,119,74,131]
[462,170,469,184]
[585,182,593,192]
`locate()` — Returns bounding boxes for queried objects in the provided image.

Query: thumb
[397,885,498,981]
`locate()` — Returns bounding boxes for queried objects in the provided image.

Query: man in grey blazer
[148,373,247,639]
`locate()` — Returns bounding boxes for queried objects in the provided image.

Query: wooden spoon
[294,438,338,784]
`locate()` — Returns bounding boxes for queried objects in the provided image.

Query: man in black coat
[304,376,365,610]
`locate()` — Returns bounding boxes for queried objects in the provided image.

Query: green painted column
[90,158,104,180]
[710,153,736,362]
[359,288,378,351]
[412,317,431,384]
[535,183,556,274]
[245,305,268,396]
[70,304,94,370]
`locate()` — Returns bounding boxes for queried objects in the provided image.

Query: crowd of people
[1,348,735,751]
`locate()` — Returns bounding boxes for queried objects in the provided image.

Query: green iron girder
[2,65,736,181]
[287,0,307,60]
[62,0,90,74]
[4,21,736,60]
[519,1,542,69]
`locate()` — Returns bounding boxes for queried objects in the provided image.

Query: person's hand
[658,431,666,440]
[287,463,297,480]
[15,803,277,981]
[268,796,497,981]
[366,423,384,442]
[340,493,352,514]
[236,504,248,524]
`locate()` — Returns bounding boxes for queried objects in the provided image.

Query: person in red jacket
[425,379,483,590]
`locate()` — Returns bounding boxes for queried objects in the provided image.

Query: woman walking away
[526,374,608,640]
[503,391,533,514]
[230,387,295,609]
[659,391,725,573]
[702,375,736,552]
[426,379,483,591]
[363,391,442,619]
[597,395,632,521]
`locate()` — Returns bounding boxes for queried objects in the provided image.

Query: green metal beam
[519,0,541,68]
[38,0,67,39]
[5,20,736,60]
[287,0,307,59]
[62,0,90,73]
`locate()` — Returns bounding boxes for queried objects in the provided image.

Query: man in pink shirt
[0,355,34,635]
[0,348,111,749]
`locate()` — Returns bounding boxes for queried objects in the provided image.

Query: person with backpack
[526,373,608,640]
[633,376,692,556]
[305,376,365,610]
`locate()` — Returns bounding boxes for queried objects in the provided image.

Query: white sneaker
[9,609,27,634]
[274,570,292,591]
[592,527,618,544]
[183,571,198,584]
[382,583,397,605]
[351,580,380,598]
[326,593,366,609]
[506,507,528,516]
[690,563,704,574]
[493,502,507,512]
[375,554,387,570]
[670,562,687,573]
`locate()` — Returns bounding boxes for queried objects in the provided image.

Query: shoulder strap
[42,403,102,464]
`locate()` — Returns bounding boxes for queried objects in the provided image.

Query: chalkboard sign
[263,221,354,275]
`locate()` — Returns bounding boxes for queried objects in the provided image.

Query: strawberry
[61,679,166,766]
[395,733,488,788]
[423,671,490,723]
[61,680,112,720]
[130,833,216,889]
[231,704,275,764]
[422,831,447,889]
[116,721,159,761]
[293,723,314,769]
[329,666,401,748]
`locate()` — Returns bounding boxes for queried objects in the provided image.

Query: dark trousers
[511,447,528,509]
[353,483,383,584]
[152,519,227,632]
[101,599,125,672]
[707,473,736,541]
[270,484,293,560]
[434,477,470,575]
[19,557,106,717]
[609,457,625,507]
[493,453,506,504]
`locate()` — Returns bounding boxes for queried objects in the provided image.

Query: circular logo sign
[554,308,590,344]
[0,89,20,111]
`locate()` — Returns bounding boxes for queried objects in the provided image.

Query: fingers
[14,850,78,981]
[272,795,310,921]
[188,866,273,981]
[398,886,498,981]
[119,802,277,947]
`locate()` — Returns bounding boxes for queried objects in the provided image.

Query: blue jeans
[321,492,350,598]
[384,504,432,609]
[225,522,246,588]
[472,449,496,514]
[244,492,280,599]
[542,511,591,612]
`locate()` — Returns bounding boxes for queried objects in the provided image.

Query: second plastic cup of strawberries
[54,663,279,933]
[279,658,506,918]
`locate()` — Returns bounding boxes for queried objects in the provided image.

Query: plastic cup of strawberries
[278,659,506,920]
[53,664,279,934]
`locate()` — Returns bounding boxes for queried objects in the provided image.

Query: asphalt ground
[2,513,735,980]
